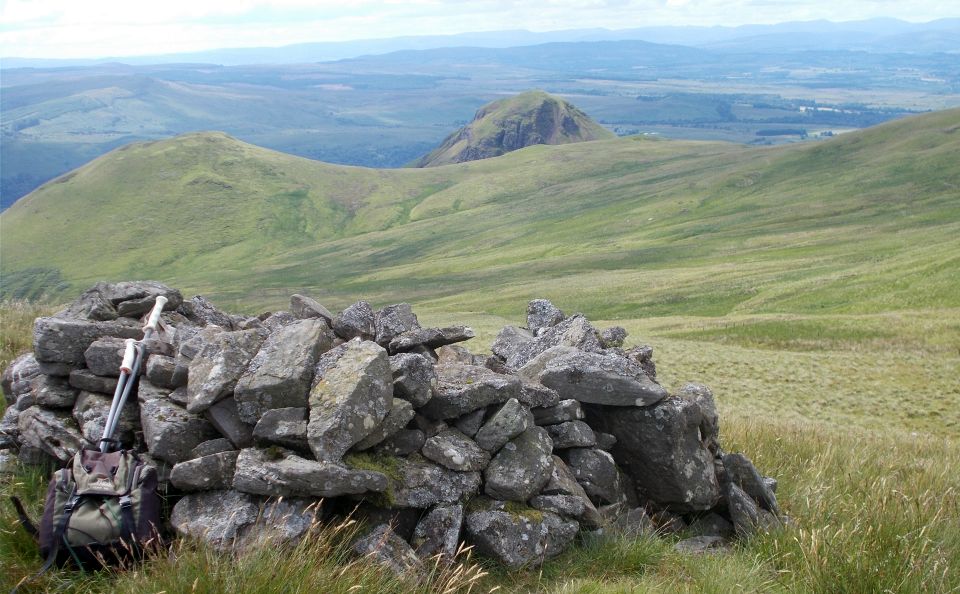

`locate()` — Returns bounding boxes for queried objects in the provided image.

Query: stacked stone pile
[1,282,783,572]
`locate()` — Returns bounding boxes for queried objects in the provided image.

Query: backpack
[12,448,161,573]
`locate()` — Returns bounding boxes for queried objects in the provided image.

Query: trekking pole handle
[119,339,136,374]
[143,296,168,334]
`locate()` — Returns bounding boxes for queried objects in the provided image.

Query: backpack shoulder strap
[8,496,38,539]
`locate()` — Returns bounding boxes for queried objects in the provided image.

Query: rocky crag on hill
[1,281,783,572]
[413,90,615,167]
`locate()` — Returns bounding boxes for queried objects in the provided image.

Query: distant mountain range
[4,18,958,68]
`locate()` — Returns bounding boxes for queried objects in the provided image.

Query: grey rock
[374,429,426,456]
[484,426,554,501]
[650,510,688,534]
[599,326,628,349]
[72,390,138,447]
[353,398,415,451]
[145,355,179,389]
[561,447,625,505]
[374,303,420,347]
[518,382,560,408]
[388,326,475,354]
[420,363,519,420]
[545,420,597,449]
[436,344,483,366]
[36,361,83,377]
[205,397,254,449]
[139,387,219,464]
[541,456,604,528]
[623,345,656,379]
[30,374,79,408]
[235,319,332,423]
[0,406,21,450]
[494,315,603,370]
[168,386,189,406]
[595,432,617,451]
[170,451,239,491]
[17,445,56,466]
[604,506,655,538]
[186,328,266,413]
[474,398,532,452]
[412,503,464,560]
[307,340,393,462]
[688,513,734,538]
[352,524,423,577]
[332,301,375,341]
[0,450,17,474]
[245,498,323,549]
[259,311,298,334]
[465,501,578,569]
[537,349,668,407]
[389,352,436,407]
[13,392,35,412]
[84,337,129,377]
[725,483,780,537]
[290,294,334,323]
[234,447,387,497]
[2,352,41,405]
[764,476,778,493]
[678,383,719,453]
[532,399,584,426]
[17,406,87,462]
[170,490,260,549]
[414,415,448,438]
[178,325,225,360]
[453,408,487,438]
[69,369,117,394]
[723,452,779,513]
[191,438,236,458]
[530,494,586,519]
[140,453,173,488]
[675,535,730,554]
[33,315,142,365]
[526,299,565,335]
[372,455,481,508]
[61,281,181,321]
[178,295,237,330]
[587,397,720,512]
[352,504,422,542]
[253,407,309,451]
[422,429,490,471]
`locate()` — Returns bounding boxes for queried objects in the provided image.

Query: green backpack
[12,448,161,572]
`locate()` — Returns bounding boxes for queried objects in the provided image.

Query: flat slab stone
[537,349,668,407]
[420,364,520,420]
[187,329,266,413]
[422,429,490,471]
[233,447,387,497]
[170,451,239,491]
[484,426,554,502]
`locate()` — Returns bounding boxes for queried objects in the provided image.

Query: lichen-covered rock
[493,315,602,370]
[518,382,560,408]
[332,301,376,341]
[186,329,266,413]
[723,452,779,513]
[233,447,387,497]
[541,455,603,528]
[360,454,481,508]
[725,483,780,537]
[30,374,79,408]
[67,369,116,394]
[139,383,219,464]
[465,500,578,568]
[374,303,420,347]
[454,408,486,437]
[145,354,179,389]
[17,406,87,462]
[72,390,138,447]
[678,383,719,454]
[353,398,415,451]
[2,352,41,405]
[289,294,334,323]
[170,451,239,491]
[353,524,424,577]
[421,363,519,420]
[388,326,475,354]
[561,447,625,505]
[599,326,627,349]
[0,407,20,450]
[170,489,260,549]
[475,398,532,452]
[253,407,309,451]
[234,318,333,424]
[484,426,554,501]
[307,340,392,462]
[537,349,668,407]
[84,337,129,377]
[588,397,720,512]
[389,352,436,407]
[33,315,142,366]
[545,420,596,449]
[191,438,236,458]
[526,299,565,336]
[205,397,254,449]
[412,503,464,560]
[532,399,583,426]
[422,429,490,471]
[374,429,426,457]
[179,295,237,329]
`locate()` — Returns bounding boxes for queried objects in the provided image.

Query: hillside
[1,109,958,320]
[414,91,615,167]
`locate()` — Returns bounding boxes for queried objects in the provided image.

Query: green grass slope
[1,108,958,321]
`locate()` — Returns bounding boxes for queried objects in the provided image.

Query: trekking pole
[99,296,167,453]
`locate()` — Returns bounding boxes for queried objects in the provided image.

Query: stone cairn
[1,281,783,573]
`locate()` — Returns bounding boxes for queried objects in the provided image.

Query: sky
[1,0,957,59]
